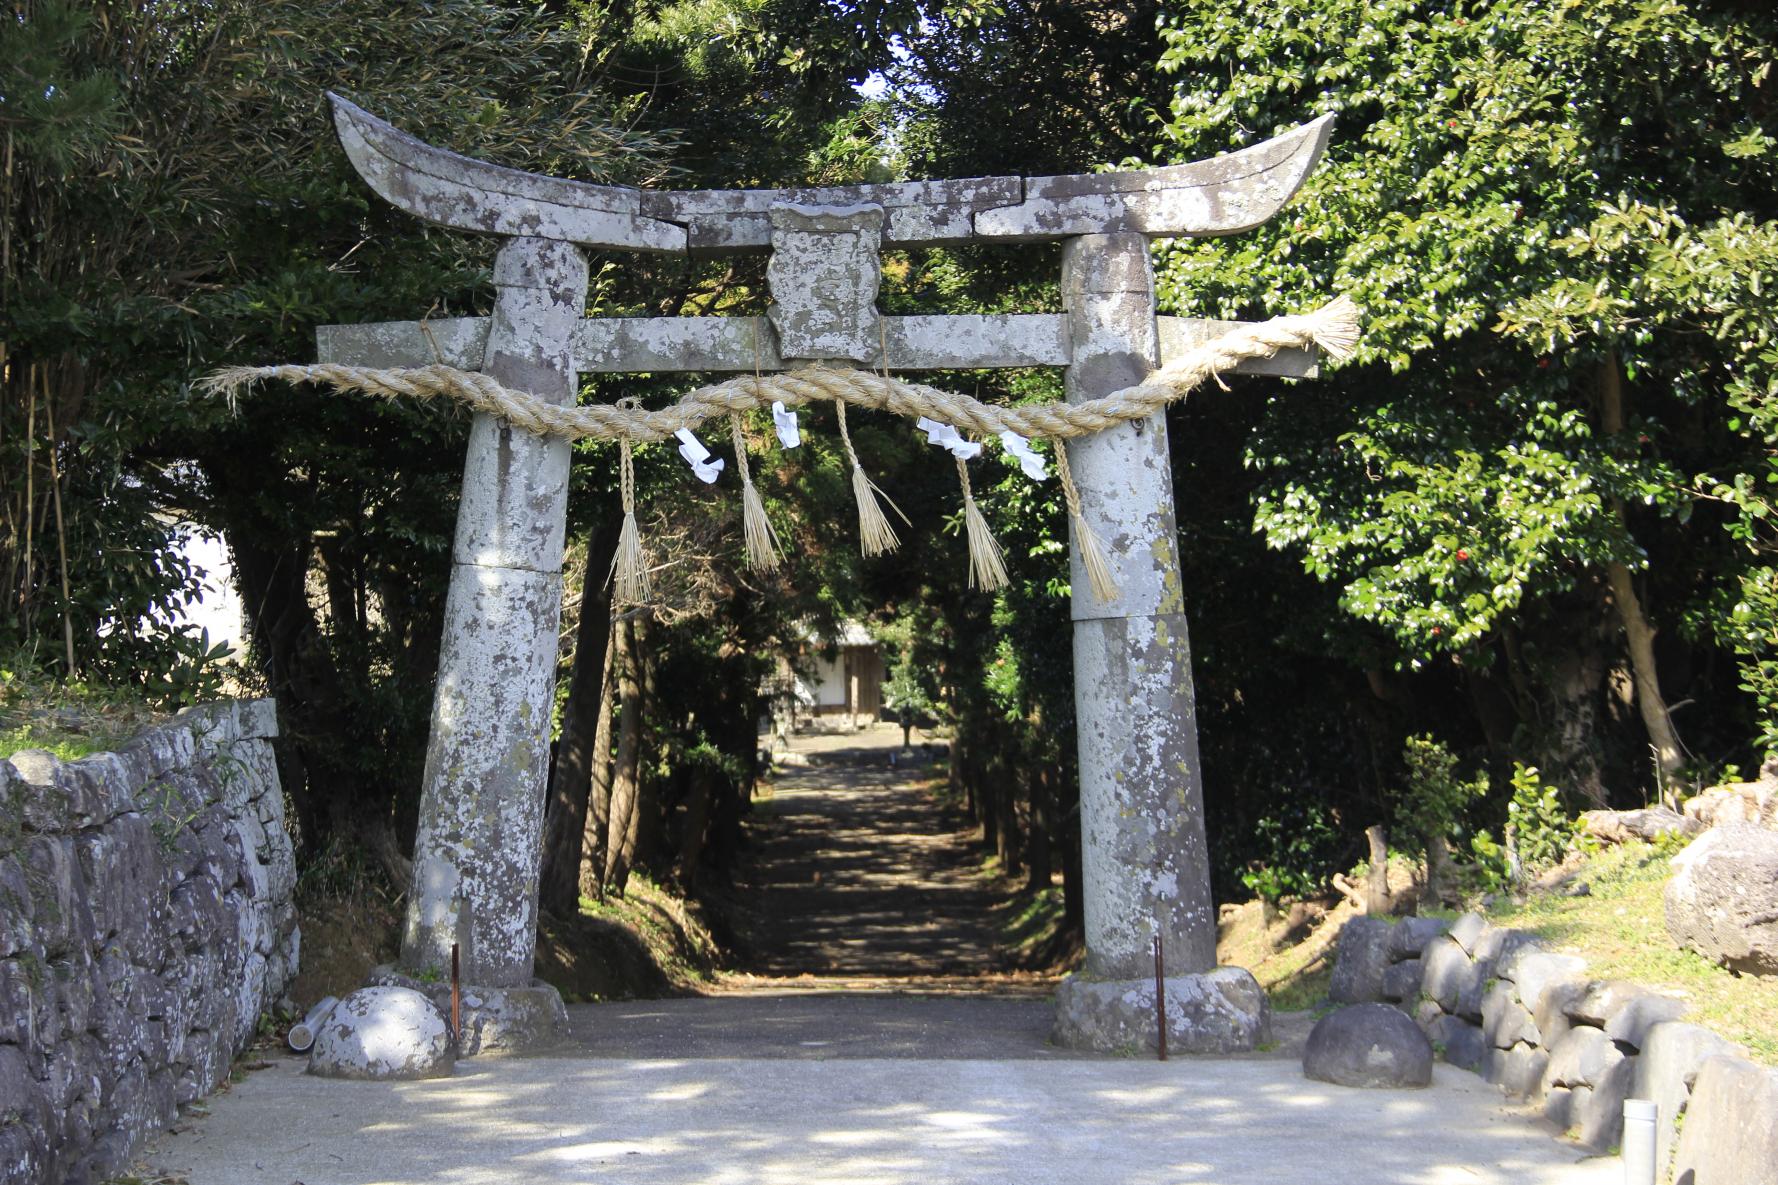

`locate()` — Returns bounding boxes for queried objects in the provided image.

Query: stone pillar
[1051,233,1269,1053]
[396,235,585,1052]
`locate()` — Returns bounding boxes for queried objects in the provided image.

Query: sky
[170,530,245,657]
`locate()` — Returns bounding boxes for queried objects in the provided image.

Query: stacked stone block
[0,700,297,1185]
[1328,913,1447,1008]
[1331,913,1775,1182]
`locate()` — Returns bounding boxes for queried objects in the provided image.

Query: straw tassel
[1054,440,1119,603]
[836,402,904,556]
[956,455,1008,592]
[1303,293,1361,361]
[612,440,650,604]
[730,413,781,570]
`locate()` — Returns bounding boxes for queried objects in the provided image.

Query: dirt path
[716,722,1048,995]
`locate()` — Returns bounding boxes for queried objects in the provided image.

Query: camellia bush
[1150,0,1778,793]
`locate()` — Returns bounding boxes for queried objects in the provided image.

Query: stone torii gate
[315,94,1335,1054]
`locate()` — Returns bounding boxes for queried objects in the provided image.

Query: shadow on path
[561,724,1064,1058]
[720,723,1044,990]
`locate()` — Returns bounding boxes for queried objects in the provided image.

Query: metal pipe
[1154,932,1167,1061]
[286,995,339,1053]
[451,941,462,1044]
[1622,1098,1657,1185]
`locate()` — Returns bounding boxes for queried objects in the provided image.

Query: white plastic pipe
[287,995,339,1053]
[1623,1098,1658,1185]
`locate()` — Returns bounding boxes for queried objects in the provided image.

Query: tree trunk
[1599,353,1685,805]
[236,531,412,887]
[1025,764,1054,892]
[1421,835,1449,910]
[539,520,619,918]
[603,616,649,895]
[677,768,715,890]
[996,754,1022,878]
[1061,779,1084,931]
[225,531,334,848]
[1363,824,1392,915]
[704,657,759,883]
[970,728,999,853]
[950,728,972,819]
[1605,562,1683,803]
[577,633,618,902]
[631,623,663,871]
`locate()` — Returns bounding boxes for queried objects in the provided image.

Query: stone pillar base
[368,966,569,1057]
[1051,967,1272,1054]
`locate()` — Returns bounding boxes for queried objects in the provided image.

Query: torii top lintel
[328,93,1334,256]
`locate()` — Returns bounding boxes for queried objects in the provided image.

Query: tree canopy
[5,0,1775,909]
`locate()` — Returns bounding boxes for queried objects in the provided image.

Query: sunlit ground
[145,1054,1615,1185]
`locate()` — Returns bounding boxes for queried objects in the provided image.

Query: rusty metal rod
[450,942,461,1044]
[1154,931,1167,1061]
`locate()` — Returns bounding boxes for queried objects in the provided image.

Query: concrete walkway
[139,726,1617,1184]
[146,1050,1614,1185]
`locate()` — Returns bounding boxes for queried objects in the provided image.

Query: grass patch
[1265,950,1335,1013]
[0,661,168,761]
[925,770,966,812]
[1487,840,1778,1065]
[1215,898,1340,1013]
[561,872,724,996]
[291,849,724,1009]
[1003,884,1065,942]
[995,883,1081,971]
[0,726,108,762]
[289,842,405,1008]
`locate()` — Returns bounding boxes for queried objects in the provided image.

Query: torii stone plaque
[316,94,1336,1054]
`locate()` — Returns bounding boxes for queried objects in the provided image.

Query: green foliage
[1239,806,1341,904]
[15,0,1773,918]
[1,0,690,857]
[881,619,938,719]
[0,729,97,763]
[1149,0,1776,786]
[1399,734,1489,846]
[888,0,1172,178]
[1506,764,1573,873]
[1727,549,1778,758]
[1470,763,1573,890]
[0,2,120,169]
[143,780,204,855]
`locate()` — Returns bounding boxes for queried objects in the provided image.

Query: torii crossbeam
[315,93,1336,1056]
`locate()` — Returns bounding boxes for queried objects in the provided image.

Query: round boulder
[309,986,455,1080]
[1303,1003,1434,1088]
[1665,824,1778,976]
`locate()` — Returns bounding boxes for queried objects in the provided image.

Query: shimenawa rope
[203,295,1359,601]
[201,296,1358,445]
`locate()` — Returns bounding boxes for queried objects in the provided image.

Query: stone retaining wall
[1332,913,1777,1184]
[0,700,298,1185]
